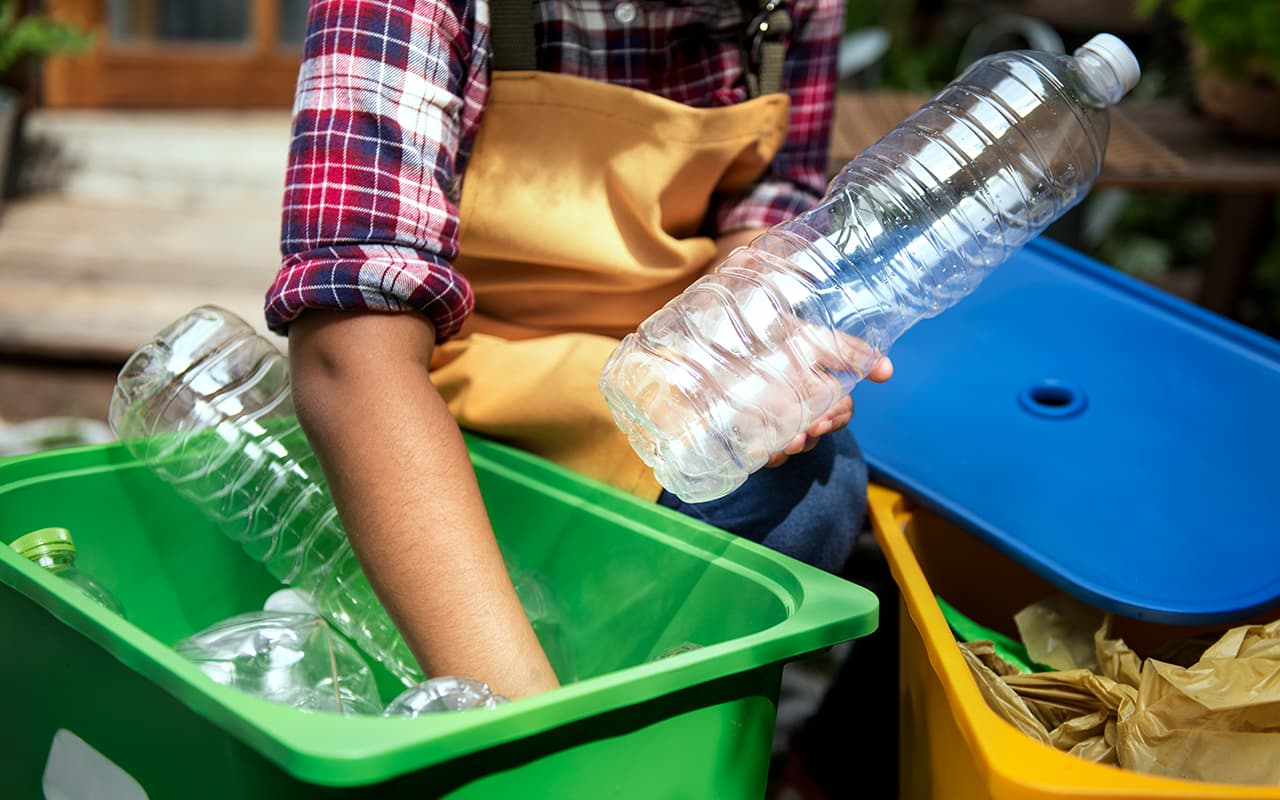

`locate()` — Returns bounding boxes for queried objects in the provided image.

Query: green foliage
[1087,193,1217,280]
[1137,0,1280,83]
[0,0,93,77]
[843,0,971,92]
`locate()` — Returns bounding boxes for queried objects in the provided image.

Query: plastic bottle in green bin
[107,305,425,687]
[174,610,384,716]
[10,527,125,616]
[107,305,577,690]
[383,676,509,717]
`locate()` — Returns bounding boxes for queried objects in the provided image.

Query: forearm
[288,310,558,699]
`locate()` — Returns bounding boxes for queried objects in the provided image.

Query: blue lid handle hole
[1018,380,1088,419]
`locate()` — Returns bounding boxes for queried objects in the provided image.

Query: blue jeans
[657,428,869,573]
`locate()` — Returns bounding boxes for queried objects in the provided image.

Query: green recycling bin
[0,434,877,798]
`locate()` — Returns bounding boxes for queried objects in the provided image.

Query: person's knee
[762,486,865,572]
[759,432,870,572]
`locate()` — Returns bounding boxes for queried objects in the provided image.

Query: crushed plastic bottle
[10,527,125,616]
[600,34,1141,502]
[383,676,508,717]
[174,610,383,715]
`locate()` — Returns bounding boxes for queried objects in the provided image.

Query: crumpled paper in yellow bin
[961,596,1280,785]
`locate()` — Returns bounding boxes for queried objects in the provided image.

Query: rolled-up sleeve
[267,0,489,342]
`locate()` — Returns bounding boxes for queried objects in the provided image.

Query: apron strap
[490,0,537,71]
[488,0,791,96]
[742,0,792,98]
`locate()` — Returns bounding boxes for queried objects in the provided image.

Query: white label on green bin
[43,729,148,800]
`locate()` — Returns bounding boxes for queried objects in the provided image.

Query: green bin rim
[0,435,878,787]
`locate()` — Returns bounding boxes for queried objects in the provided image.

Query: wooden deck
[0,109,289,423]
[0,110,289,364]
[829,94,1280,193]
[0,195,280,361]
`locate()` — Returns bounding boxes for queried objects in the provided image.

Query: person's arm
[266,1,556,698]
[289,310,558,699]
[712,228,761,266]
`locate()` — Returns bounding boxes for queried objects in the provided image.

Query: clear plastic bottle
[174,610,384,715]
[600,34,1141,502]
[107,306,424,687]
[383,676,508,717]
[9,527,126,616]
[510,564,577,683]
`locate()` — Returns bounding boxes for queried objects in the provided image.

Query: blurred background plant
[1135,0,1280,86]
[1,0,92,204]
[0,0,92,80]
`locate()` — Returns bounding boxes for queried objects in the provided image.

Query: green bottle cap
[9,527,77,559]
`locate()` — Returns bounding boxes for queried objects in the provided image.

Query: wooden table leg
[1199,192,1276,318]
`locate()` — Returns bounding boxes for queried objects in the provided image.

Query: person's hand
[707,230,895,470]
[765,356,894,468]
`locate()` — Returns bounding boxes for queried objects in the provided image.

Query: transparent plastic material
[600,34,1140,502]
[0,430,882,796]
[109,306,578,689]
[174,611,383,716]
[511,565,576,684]
[383,676,509,717]
[9,527,125,616]
[108,306,425,687]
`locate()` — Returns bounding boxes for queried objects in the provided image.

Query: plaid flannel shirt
[267,0,844,340]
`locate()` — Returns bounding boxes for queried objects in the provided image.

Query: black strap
[743,0,791,97]
[490,0,537,71]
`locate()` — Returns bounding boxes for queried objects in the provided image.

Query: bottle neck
[27,550,76,572]
[1073,47,1127,106]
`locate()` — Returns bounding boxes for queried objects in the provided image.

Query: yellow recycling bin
[867,483,1280,799]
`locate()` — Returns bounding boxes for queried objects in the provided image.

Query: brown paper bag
[1117,619,1280,784]
[959,597,1280,785]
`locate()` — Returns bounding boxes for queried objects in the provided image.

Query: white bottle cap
[1077,33,1141,97]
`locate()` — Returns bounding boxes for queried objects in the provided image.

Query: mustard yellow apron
[430,70,789,499]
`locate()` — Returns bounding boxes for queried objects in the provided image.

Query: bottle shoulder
[62,568,126,615]
[945,50,1111,170]
[965,50,1119,113]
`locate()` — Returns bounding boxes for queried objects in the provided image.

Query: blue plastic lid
[851,238,1280,625]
